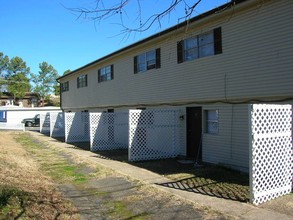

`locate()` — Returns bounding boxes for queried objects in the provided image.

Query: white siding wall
[0,108,61,130]
[223,0,293,99]
[59,0,292,171]
[61,0,293,111]
[202,104,249,171]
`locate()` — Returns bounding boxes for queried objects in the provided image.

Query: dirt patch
[0,131,79,219]
[91,150,250,202]
[10,131,233,219]
[158,165,249,202]
[259,194,293,218]
[4,131,292,219]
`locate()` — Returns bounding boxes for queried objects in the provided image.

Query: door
[186,107,202,160]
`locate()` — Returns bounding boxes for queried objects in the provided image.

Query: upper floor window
[98,65,114,83]
[61,81,69,92]
[134,48,161,73]
[177,27,222,63]
[77,74,87,88]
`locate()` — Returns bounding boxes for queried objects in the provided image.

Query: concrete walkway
[29,132,292,220]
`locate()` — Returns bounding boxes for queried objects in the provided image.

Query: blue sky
[0,0,229,77]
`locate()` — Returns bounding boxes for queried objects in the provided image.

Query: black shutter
[214,27,222,55]
[77,77,79,88]
[67,81,69,91]
[111,65,114,80]
[134,56,138,74]
[85,75,88,87]
[177,40,183,63]
[155,48,161,69]
[98,69,101,83]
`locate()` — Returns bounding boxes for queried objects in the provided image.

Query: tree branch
[68,0,205,35]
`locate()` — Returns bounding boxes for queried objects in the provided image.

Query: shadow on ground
[156,166,249,202]
[50,140,249,203]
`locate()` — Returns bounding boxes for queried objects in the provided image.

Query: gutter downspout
[56,79,63,112]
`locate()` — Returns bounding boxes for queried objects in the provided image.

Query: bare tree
[68,0,208,34]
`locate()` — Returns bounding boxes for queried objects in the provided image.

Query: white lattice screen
[129,109,183,161]
[90,112,128,151]
[50,112,65,138]
[249,104,292,205]
[65,112,90,143]
[40,113,50,135]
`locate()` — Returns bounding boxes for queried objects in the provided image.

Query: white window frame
[136,49,156,73]
[61,81,69,92]
[99,65,113,82]
[184,30,214,61]
[204,109,219,134]
[77,75,87,88]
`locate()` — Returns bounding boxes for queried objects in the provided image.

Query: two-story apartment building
[57,0,293,171]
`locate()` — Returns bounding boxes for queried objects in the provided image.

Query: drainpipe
[56,79,63,112]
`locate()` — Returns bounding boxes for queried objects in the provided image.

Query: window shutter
[134,56,138,74]
[111,65,114,80]
[214,27,222,55]
[77,77,79,88]
[177,41,183,63]
[98,69,101,83]
[85,75,88,87]
[155,48,161,69]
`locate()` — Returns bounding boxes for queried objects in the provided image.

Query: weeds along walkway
[28,131,293,220]
[0,131,79,219]
[23,131,229,220]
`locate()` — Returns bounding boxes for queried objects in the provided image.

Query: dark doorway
[186,107,202,160]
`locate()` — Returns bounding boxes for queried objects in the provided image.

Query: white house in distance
[0,106,61,130]
[57,0,293,172]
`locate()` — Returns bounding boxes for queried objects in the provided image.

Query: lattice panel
[65,112,90,143]
[250,104,292,205]
[50,112,65,138]
[40,113,50,135]
[289,112,292,193]
[129,109,183,161]
[90,112,128,151]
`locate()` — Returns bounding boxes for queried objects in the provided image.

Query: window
[205,110,219,134]
[177,27,222,63]
[98,65,114,83]
[134,48,161,73]
[61,81,69,92]
[77,75,87,88]
[31,97,38,106]
[0,110,7,122]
